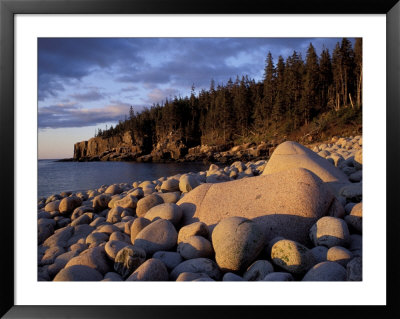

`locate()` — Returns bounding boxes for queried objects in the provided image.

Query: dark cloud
[38,102,130,129]
[38,38,147,99]
[70,90,105,102]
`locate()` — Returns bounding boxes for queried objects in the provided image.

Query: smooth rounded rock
[262,272,294,281]
[136,194,164,217]
[271,239,316,274]
[126,258,169,281]
[44,200,60,212]
[179,174,200,193]
[93,194,112,213]
[102,272,123,281]
[310,216,350,248]
[54,265,103,281]
[161,178,180,192]
[109,231,131,244]
[345,202,362,233]
[153,251,183,270]
[346,256,362,281]
[104,184,123,195]
[243,260,274,281]
[130,217,151,243]
[262,141,350,194]
[327,246,353,266]
[144,203,182,226]
[65,246,111,275]
[59,196,82,214]
[178,222,209,244]
[170,258,221,281]
[176,272,213,281]
[85,232,109,247]
[134,219,178,256]
[106,206,125,224]
[302,261,347,281]
[310,246,328,263]
[222,272,245,281]
[114,246,146,279]
[104,240,131,260]
[178,168,337,245]
[114,194,138,210]
[177,235,213,260]
[212,217,266,272]
[157,192,181,204]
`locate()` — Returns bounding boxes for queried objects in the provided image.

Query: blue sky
[38,37,352,159]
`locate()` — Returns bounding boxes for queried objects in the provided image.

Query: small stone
[134,219,178,256]
[54,265,103,281]
[179,174,200,193]
[109,231,131,244]
[310,246,328,263]
[327,246,353,267]
[271,239,316,274]
[93,194,112,213]
[345,203,362,233]
[59,196,82,214]
[70,213,91,226]
[262,272,294,281]
[153,251,183,270]
[178,222,209,244]
[243,260,274,281]
[86,232,109,247]
[302,261,347,281]
[126,258,169,281]
[102,272,123,281]
[212,217,266,272]
[170,258,221,281]
[44,200,61,212]
[71,205,94,221]
[177,235,213,260]
[114,194,138,210]
[346,256,362,281]
[114,246,146,279]
[157,192,181,204]
[144,203,183,226]
[309,216,350,248]
[130,217,151,243]
[348,234,362,256]
[94,223,121,235]
[161,178,180,192]
[339,183,362,202]
[136,194,164,217]
[65,246,111,275]
[104,240,131,260]
[176,272,213,281]
[106,206,125,224]
[104,184,123,195]
[222,272,245,281]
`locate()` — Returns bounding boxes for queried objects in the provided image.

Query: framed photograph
[1,0,399,318]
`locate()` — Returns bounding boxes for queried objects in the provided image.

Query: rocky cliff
[73,131,144,161]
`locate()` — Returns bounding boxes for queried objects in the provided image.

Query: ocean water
[38,160,209,199]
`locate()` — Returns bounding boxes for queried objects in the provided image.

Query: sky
[38,37,353,159]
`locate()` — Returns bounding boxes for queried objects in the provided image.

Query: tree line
[95,38,362,147]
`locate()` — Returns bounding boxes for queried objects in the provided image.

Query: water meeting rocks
[178,168,336,245]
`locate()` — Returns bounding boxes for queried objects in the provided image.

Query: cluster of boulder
[39,135,362,281]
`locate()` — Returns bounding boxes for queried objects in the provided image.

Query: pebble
[309,216,350,248]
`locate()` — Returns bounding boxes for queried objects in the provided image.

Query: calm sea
[38,160,209,199]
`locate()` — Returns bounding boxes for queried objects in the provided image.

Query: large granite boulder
[262,141,349,194]
[178,168,338,245]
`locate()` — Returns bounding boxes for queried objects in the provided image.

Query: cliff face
[73,131,144,161]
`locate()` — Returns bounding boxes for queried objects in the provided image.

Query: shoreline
[38,136,362,282]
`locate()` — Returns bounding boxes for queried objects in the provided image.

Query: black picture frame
[1,0,399,318]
